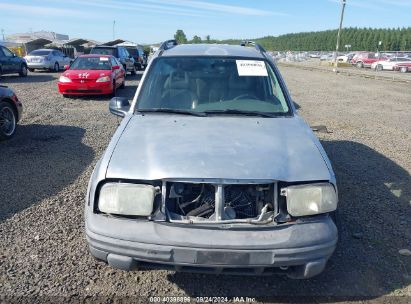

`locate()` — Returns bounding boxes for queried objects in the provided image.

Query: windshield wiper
[137,109,207,117]
[203,109,282,118]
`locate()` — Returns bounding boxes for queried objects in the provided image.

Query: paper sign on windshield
[100,57,109,61]
[236,60,268,76]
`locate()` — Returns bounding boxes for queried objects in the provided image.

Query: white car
[371,57,411,71]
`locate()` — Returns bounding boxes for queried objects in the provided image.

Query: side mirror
[12,53,17,57]
[112,65,120,70]
[109,97,130,117]
[64,65,70,70]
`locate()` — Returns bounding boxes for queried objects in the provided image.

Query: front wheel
[19,64,28,77]
[400,67,408,73]
[0,102,17,140]
[53,62,59,72]
[356,62,363,68]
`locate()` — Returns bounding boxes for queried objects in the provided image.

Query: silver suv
[85,40,338,279]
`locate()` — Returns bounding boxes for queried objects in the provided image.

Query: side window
[2,47,14,57]
[0,47,5,57]
[110,57,117,66]
[124,48,130,58]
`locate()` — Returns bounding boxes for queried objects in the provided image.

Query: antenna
[113,20,116,40]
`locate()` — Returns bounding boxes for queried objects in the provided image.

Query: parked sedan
[24,49,71,72]
[371,57,411,71]
[86,42,338,279]
[0,85,23,140]
[0,45,28,78]
[58,55,125,97]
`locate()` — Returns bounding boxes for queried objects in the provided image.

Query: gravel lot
[0,66,410,303]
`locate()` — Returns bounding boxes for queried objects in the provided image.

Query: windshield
[90,48,116,56]
[137,57,290,115]
[69,57,111,70]
[29,50,51,56]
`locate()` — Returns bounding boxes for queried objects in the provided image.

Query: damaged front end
[164,181,278,225]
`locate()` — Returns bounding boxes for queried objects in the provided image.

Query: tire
[376,64,383,72]
[400,67,408,73]
[19,64,28,77]
[62,94,69,98]
[356,62,363,68]
[28,68,35,72]
[120,79,125,89]
[53,62,59,72]
[0,101,17,140]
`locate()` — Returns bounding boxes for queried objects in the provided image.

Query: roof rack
[240,40,266,55]
[158,39,178,56]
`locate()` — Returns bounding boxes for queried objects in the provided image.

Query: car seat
[161,71,198,109]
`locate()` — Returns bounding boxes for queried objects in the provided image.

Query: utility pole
[334,0,347,71]
[113,20,116,40]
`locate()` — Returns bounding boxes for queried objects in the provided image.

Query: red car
[58,55,125,97]
[351,52,386,68]
[394,62,411,73]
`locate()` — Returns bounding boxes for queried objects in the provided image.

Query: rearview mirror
[112,65,120,70]
[109,97,130,117]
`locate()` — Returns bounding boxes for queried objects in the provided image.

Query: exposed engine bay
[165,182,277,224]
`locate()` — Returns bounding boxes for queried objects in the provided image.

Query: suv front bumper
[85,212,337,279]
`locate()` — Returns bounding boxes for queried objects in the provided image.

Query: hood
[106,115,331,182]
[63,69,112,80]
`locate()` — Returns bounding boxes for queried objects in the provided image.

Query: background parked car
[337,52,356,63]
[351,52,385,68]
[24,49,72,72]
[371,57,411,71]
[57,55,125,98]
[90,46,136,76]
[394,62,411,73]
[0,85,23,140]
[125,46,147,70]
[0,46,28,78]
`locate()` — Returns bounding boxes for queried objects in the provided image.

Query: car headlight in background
[96,76,110,82]
[59,76,71,83]
[282,183,337,217]
[98,183,157,216]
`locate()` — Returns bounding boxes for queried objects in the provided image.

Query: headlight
[96,76,110,82]
[59,76,71,83]
[98,183,157,216]
[282,183,337,217]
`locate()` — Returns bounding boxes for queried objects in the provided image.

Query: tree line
[172,27,411,52]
